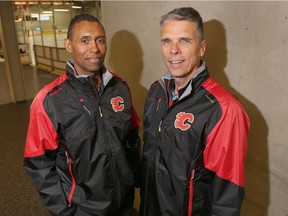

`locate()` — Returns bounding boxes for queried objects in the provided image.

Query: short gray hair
[160,7,204,42]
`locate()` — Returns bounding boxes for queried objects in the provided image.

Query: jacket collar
[160,61,210,100]
[66,59,113,87]
[162,61,207,82]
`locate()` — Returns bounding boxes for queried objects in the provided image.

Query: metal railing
[33,44,71,74]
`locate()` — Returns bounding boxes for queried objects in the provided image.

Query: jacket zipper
[188,169,195,216]
[91,77,121,207]
[156,97,162,111]
[158,79,198,215]
[98,104,121,206]
[80,98,91,115]
[66,151,76,206]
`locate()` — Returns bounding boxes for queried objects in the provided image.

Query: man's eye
[81,39,89,43]
[97,38,106,44]
[161,39,171,45]
[180,39,192,44]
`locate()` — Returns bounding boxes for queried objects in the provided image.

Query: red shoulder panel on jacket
[202,77,250,187]
[24,74,68,157]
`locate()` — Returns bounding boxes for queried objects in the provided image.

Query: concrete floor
[0,100,50,216]
[0,63,57,215]
[0,64,140,215]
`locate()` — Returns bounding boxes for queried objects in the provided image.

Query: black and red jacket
[140,62,250,216]
[24,60,141,216]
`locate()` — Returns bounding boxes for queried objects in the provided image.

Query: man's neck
[92,71,102,91]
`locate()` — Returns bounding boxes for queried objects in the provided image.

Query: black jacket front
[24,60,141,216]
[140,62,250,216]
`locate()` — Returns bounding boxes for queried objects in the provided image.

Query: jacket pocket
[56,153,75,203]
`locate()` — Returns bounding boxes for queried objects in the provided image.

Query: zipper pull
[191,169,195,180]
[65,151,70,164]
[99,106,103,118]
[158,120,162,132]
[156,97,162,111]
[80,98,91,115]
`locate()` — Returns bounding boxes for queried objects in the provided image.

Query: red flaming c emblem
[110,96,125,112]
[174,112,194,131]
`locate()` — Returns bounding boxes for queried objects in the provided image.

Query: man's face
[161,20,206,85]
[65,21,107,76]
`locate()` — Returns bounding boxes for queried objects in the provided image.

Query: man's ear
[64,38,72,54]
[199,40,206,57]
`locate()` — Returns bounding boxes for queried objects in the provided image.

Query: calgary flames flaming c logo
[110,96,125,112]
[174,112,194,131]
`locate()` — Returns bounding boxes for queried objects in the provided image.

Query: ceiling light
[72,6,82,9]
[14,2,26,5]
[54,9,69,12]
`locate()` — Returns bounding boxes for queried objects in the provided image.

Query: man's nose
[170,42,181,54]
[91,41,100,52]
